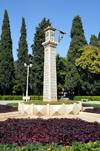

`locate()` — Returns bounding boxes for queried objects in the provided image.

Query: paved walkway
[0,111,100,123]
[0,101,24,105]
[83,101,100,104]
[0,101,100,105]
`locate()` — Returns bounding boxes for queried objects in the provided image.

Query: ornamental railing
[18,102,82,116]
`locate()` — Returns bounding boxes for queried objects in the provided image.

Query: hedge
[30,96,43,100]
[1,95,22,100]
[0,95,43,100]
[73,96,100,101]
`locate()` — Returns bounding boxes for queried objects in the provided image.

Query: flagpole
[55,28,61,32]
[55,28,66,34]
[40,27,66,34]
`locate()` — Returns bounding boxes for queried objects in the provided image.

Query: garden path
[0,101,24,105]
[0,111,100,124]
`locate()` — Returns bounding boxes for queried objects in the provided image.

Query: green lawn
[23,100,79,105]
[6,103,18,107]
[6,100,79,107]
[83,103,100,108]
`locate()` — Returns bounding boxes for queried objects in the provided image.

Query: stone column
[42,26,58,102]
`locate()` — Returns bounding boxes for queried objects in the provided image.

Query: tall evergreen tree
[0,10,15,95]
[16,17,28,95]
[31,18,51,95]
[89,33,100,50]
[65,15,87,96]
[88,34,100,95]
[56,54,67,93]
[98,32,100,40]
[89,35,98,47]
[97,32,100,48]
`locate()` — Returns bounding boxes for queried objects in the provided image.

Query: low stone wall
[79,111,100,118]
[82,107,93,111]
[18,102,82,116]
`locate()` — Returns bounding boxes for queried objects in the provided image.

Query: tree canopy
[75,45,100,74]
[75,45,100,95]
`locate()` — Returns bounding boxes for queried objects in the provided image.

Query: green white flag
[58,31,66,43]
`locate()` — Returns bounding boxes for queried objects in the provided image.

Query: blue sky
[0,0,100,61]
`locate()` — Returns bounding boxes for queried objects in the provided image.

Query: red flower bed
[83,108,100,114]
[0,105,18,113]
[0,118,100,146]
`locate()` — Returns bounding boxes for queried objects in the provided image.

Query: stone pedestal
[42,26,58,102]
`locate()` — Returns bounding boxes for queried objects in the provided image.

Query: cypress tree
[0,10,15,95]
[89,33,100,50]
[67,15,87,63]
[31,18,51,95]
[16,17,28,96]
[89,35,98,47]
[98,32,100,40]
[56,54,67,93]
[89,33,100,95]
[97,32,100,48]
[65,15,87,96]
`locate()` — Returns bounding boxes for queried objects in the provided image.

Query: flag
[58,31,66,43]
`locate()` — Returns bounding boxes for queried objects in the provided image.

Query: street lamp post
[24,63,32,101]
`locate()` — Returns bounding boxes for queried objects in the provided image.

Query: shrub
[0,95,43,100]
[0,140,100,150]
[83,108,100,114]
[1,118,100,147]
[0,143,68,151]
[83,103,100,108]
[74,96,100,101]
[30,95,43,100]
[0,95,2,100]
[1,95,23,100]
[0,104,18,113]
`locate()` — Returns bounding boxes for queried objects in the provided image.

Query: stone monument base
[18,102,82,116]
